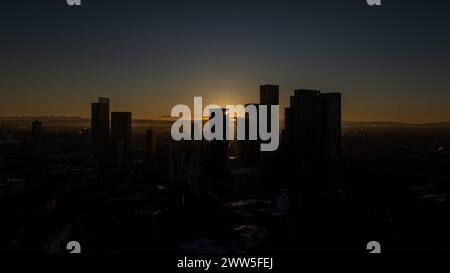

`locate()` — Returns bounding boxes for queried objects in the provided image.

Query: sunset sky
[1,0,450,122]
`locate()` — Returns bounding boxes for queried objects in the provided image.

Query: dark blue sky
[1,0,450,122]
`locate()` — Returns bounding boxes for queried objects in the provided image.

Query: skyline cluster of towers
[91,97,153,169]
[89,86,341,207]
[203,85,341,205]
[232,86,341,205]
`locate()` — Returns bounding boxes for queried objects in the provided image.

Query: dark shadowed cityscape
[1,1,450,263]
[1,85,450,254]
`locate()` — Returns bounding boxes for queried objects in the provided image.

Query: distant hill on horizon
[342,121,450,128]
[1,116,450,127]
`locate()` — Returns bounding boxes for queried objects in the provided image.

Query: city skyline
[3,0,450,259]
[1,0,450,123]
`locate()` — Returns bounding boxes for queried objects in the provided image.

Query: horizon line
[1,116,450,126]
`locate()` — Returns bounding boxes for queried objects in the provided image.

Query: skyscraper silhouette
[291,89,323,177]
[91,97,110,146]
[260,85,279,133]
[91,97,110,169]
[284,89,341,210]
[260,85,280,191]
[237,103,260,167]
[111,112,132,167]
[208,108,229,179]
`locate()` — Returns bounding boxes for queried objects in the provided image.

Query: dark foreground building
[284,89,341,211]
[91,97,110,169]
[111,112,132,167]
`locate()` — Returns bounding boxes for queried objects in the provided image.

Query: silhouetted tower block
[91,97,110,168]
[284,89,342,211]
[283,107,293,150]
[111,112,132,167]
[237,103,260,167]
[260,84,279,105]
[293,89,323,178]
[91,97,110,146]
[259,85,280,191]
[260,84,279,133]
[31,120,42,149]
[208,108,229,178]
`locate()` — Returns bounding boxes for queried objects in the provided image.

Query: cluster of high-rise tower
[90,86,341,209]
[205,85,341,210]
[91,97,153,169]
